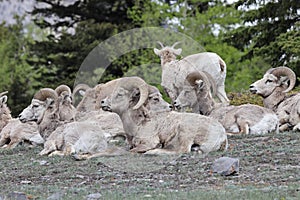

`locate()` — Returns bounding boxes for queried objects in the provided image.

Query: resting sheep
[0,91,11,132]
[249,66,300,131]
[154,41,229,104]
[0,92,43,148]
[174,71,279,135]
[102,76,227,154]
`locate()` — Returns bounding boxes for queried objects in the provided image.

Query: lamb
[154,41,229,104]
[249,66,300,131]
[101,76,227,155]
[174,71,279,135]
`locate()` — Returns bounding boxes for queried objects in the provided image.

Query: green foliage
[0,17,39,116]
[228,90,263,106]
[225,0,300,81]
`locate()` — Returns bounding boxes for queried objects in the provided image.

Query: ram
[55,84,76,122]
[102,76,227,154]
[154,42,229,104]
[174,71,279,135]
[73,79,121,114]
[19,87,67,139]
[249,66,300,131]
[40,77,170,158]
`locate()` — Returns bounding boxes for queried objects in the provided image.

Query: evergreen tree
[225,0,300,76]
[29,0,136,88]
[0,17,38,116]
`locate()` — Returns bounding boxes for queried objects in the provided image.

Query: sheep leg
[144,148,179,155]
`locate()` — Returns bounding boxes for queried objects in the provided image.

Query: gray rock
[212,157,239,176]
[86,193,102,200]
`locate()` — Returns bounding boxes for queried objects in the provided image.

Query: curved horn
[55,84,72,96]
[171,41,181,48]
[72,83,91,99]
[34,88,58,101]
[0,91,8,97]
[186,71,217,96]
[269,66,296,93]
[157,41,164,48]
[119,77,149,110]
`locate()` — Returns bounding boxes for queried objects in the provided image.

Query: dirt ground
[0,131,300,199]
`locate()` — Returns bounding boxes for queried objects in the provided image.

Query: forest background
[0,0,299,116]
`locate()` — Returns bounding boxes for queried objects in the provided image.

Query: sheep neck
[263,88,286,111]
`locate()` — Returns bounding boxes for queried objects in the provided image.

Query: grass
[0,131,300,199]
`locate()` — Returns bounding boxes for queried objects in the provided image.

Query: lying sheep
[0,119,43,149]
[154,41,229,104]
[39,109,127,157]
[73,79,121,114]
[0,92,43,148]
[55,84,76,122]
[19,88,63,140]
[102,76,227,154]
[250,66,300,131]
[0,91,12,132]
[174,71,279,135]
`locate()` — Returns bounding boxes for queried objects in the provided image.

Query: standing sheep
[154,41,229,104]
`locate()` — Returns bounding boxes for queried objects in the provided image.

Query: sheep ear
[195,80,204,90]
[0,96,8,104]
[173,48,182,55]
[79,90,86,96]
[154,48,161,55]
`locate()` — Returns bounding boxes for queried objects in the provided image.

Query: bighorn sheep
[73,79,121,114]
[19,88,63,139]
[154,41,229,104]
[249,66,300,131]
[0,119,43,149]
[174,71,279,135]
[0,92,43,148]
[55,84,76,122]
[0,91,12,132]
[102,76,227,154]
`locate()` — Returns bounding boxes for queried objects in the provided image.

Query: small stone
[86,193,102,199]
[212,157,239,176]
[20,180,32,184]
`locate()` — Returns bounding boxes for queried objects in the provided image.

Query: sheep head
[102,77,149,114]
[19,88,58,123]
[0,91,11,123]
[250,66,296,97]
[144,85,172,113]
[174,71,216,114]
[154,41,182,65]
[55,84,73,106]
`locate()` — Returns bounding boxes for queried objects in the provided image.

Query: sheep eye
[32,105,39,108]
[153,98,159,102]
[265,79,272,84]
